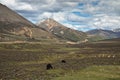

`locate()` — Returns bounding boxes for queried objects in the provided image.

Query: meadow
[0,40,120,80]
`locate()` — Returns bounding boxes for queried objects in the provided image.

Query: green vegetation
[88,35,106,42]
[0,41,120,80]
[64,31,81,42]
[53,65,120,80]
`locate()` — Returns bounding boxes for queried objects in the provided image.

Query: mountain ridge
[37,18,87,42]
[87,29,120,41]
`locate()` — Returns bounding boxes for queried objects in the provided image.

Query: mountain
[87,29,120,41]
[37,18,87,42]
[113,28,120,32]
[0,3,53,41]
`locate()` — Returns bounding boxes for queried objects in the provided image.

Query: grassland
[0,40,120,80]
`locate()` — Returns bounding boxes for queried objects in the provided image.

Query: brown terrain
[0,3,54,41]
[0,38,120,80]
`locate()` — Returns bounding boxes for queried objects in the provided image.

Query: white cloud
[0,0,33,11]
[39,12,53,19]
[0,0,16,6]
[67,13,88,22]
[37,12,66,24]
[16,3,33,11]
[89,14,120,30]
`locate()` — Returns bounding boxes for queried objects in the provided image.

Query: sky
[0,0,120,31]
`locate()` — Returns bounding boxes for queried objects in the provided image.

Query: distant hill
[113,28,120,32]
[37,18,87,42]
[87,29,120,41]
[0,3,54,41]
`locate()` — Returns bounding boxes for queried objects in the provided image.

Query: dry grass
[0,41,120,80]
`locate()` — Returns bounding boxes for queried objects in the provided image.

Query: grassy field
[0,40,120,80]
[53,65,120,80]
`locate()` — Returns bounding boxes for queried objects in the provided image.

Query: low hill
[87,29,120,41]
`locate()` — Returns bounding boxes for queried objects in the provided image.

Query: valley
[0,2,120,80]
[0,39,120,80]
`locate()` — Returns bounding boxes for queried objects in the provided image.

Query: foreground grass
[0,42,120,80]
[53,65,120,80]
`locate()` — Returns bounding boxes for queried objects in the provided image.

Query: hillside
[87,29,120,41]
[37,18,87,42]
[0,3,54,41]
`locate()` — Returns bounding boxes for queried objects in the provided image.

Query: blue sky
[0,0,120,31]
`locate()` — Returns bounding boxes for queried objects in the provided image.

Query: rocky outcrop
[10,27,32,38]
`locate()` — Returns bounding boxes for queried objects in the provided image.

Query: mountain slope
[37,18,87,42]
[87,29,120,41]
[0,3,54,41]
[0,3,34,26]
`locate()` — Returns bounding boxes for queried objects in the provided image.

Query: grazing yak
[46,64,53,70]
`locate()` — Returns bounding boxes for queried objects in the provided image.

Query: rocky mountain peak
[37,18,87,42]
[37,18,65,31]
[42,18,58,30]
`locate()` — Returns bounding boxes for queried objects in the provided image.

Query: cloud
[89,14,120,30]
[0,0,34,11]
[0,0,120,31]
